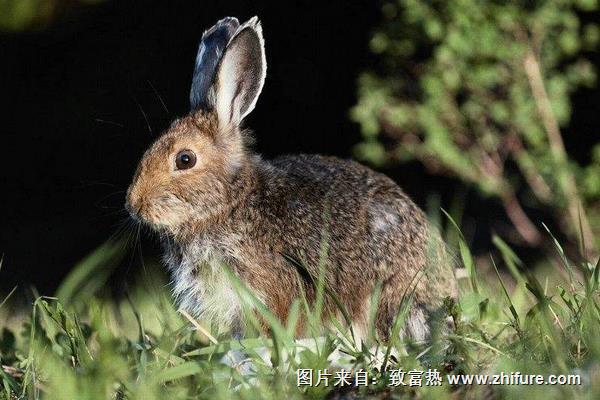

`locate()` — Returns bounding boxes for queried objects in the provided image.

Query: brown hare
[126,16,458,345]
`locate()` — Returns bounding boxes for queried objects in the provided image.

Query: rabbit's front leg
[220,314,253,372]
[220,311,273,379]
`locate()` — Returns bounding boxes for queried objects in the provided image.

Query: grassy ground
[1,227,599,399]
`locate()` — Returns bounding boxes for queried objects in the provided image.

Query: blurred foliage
[0,0,105,32]
[352,0,600,252]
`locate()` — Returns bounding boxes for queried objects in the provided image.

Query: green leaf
[149,361,202,384]
[56,238,126,306]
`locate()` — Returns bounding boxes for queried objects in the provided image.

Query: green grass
[1,228,600,399]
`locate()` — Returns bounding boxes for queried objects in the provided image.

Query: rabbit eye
[175,149,197,170]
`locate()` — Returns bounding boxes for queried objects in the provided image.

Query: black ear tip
[190,17,242,111]
[202,16,240,39]
[219,16,239,24]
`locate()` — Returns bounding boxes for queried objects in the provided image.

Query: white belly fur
[168,244,243,333]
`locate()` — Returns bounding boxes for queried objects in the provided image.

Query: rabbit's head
[126,17,266,236]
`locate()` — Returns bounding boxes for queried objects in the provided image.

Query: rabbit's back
[262,153,428,266]
[242,154,457,338]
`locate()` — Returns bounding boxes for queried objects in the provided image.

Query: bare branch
[522,45,597,253]
[500,190,542,246]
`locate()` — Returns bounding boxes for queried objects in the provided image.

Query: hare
[126,16,458,344]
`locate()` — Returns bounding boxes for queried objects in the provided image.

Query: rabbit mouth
[130,195,197,235]
[137,207,175,231]
[126,197,171,230]
[133,210,180,235]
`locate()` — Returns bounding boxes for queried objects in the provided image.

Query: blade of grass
[380,267,424,371]
[282,253,356,343]
[490,255,521,331]
[0,286,17,312]
[183,338,271,357]
[149,361,202,385]
[0,361,20,396]
[56,238,126,306]
[492,235,525,285]
[542,223,575,289]
[179,309,218,345]
[443,209,479,293]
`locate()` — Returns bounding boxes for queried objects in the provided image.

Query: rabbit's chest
[167,244,243,331]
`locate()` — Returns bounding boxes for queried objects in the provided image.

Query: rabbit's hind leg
[376,284,430,343]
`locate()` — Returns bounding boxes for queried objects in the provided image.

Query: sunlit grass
[1,223,599,399]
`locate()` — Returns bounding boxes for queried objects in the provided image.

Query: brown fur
[126,110,458,341]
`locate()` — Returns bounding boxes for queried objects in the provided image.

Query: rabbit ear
[213,17,266,126]
[190,17,240,111]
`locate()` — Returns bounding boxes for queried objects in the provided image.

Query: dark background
[1,1,598,295]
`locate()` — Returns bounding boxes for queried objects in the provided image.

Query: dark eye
[175,149,197,170]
